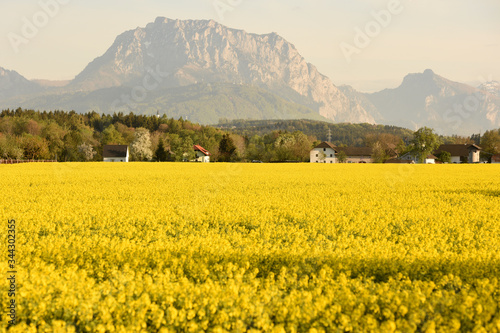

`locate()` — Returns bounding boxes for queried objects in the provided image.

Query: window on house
[316,154,318,157]
[323,148,326,151]
[330,154,333,157]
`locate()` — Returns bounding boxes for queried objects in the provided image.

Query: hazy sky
[1,0,499,92]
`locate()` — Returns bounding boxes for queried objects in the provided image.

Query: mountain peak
[69,17,375,123]
[423,68,435,76]
[0,67,41,98]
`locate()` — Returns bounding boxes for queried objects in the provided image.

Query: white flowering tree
[131,128,153,161]
[78,142,96,161]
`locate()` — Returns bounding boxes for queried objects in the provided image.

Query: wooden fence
[0,159,57,164]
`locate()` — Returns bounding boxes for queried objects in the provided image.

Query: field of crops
[1,163,500,332]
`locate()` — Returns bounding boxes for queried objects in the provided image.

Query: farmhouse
[336,147,374,163]
[103,145,129,162]
[434,144,481,163]
[492,155,500,164]
[310,142,337,163]
[193,145,211,163]
[399,152,437,164]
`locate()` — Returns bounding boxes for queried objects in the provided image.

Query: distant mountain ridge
[0,18,499,135]
[340,69,500,134]
[0,67,42,99]
[366,69,500,134]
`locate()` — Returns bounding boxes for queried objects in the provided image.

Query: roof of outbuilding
[103,145,128,158]
[194,145,211,156]
[434,144,482,157]
[336,146,373,156]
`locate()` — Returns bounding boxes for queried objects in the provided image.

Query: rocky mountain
[357,70,500,135]
[0,67,42,99]
[69,17,374,123]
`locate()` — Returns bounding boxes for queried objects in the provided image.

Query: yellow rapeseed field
[1,163,500,332]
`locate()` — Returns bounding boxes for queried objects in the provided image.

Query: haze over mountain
[0,18,499,135]
[340,70,500,134]
[0,67,42,99]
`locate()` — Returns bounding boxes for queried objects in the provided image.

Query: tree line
[1,108,498,162]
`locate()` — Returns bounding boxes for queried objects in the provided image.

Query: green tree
[480,129,500,156]
[411,127,441,163]
[177,137,195,162]
[438,151,451,163]
[42,122,67,160]
[154,139,168,162]
[336,150,347,163]
[218,134,237,162]
[0,135,23,159]
[21,134,50,160]
[102,124,124,145]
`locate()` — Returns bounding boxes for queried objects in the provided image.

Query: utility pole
[327,128,332,143]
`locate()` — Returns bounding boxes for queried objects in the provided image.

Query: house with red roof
[193,145,211,163]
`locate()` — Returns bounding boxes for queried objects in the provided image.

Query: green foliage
[101,124,124,145]
[154,139,168,162]
[438,151,452,163]
[218,134,237,162]
[411,127,442,163]
[21,134,50,159]
[336,150,347,163]
[481,129,500,156]
[219,119,414,147]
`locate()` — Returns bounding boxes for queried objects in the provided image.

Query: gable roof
[194,145,211,156]
[103,145,128,158]
[434,144,481,157]
[336,146,373,156]
[313,142,338,151]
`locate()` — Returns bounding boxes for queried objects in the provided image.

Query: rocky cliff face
[71,17,374,123]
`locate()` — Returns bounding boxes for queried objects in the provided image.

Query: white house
[400,152,437,164]
[193,145,211,163]
[310,142,337,163]
[434,144,481,163]
[103,145,129,162]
